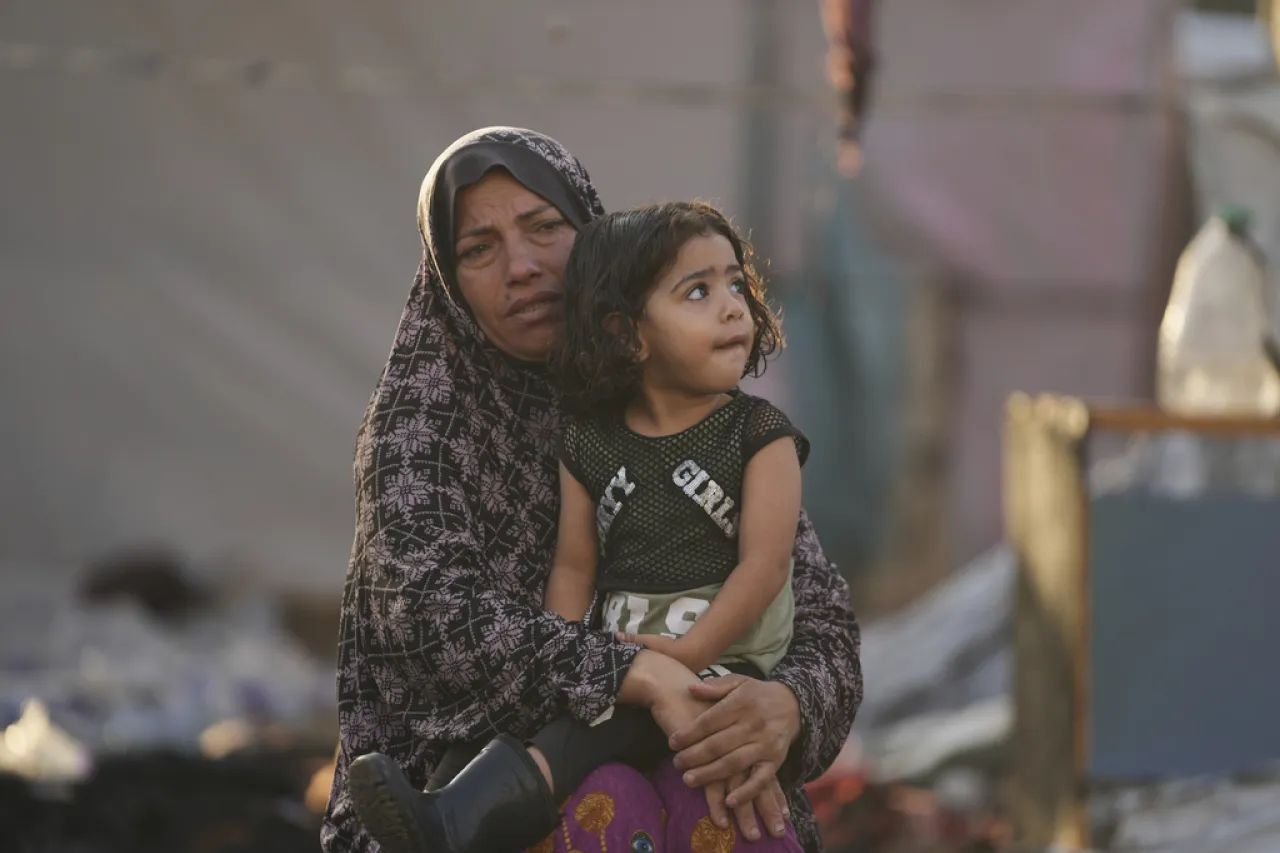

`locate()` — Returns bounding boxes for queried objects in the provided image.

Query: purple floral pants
[527,760,802,853]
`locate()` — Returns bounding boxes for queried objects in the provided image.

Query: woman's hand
[623,655,795,840]
[668,674,802,804]
[703,772,791,841]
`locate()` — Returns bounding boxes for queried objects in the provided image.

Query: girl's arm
[619,437,801,673]
[543,464,715,736]
[543,462,600,622]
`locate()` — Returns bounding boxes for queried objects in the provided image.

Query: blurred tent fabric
[776,169,907,574]
[1,0,1191,593]
[0,0,819,591]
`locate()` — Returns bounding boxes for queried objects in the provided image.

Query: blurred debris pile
[1093,774,1280,853]
[0,550,336,758]
[808,548,1014,852]
[0,747,330,853]
[0,549,338,849]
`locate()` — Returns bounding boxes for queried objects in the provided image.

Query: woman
[322,127,862,853]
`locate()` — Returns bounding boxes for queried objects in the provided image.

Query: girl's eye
[687,283,708,300]
[730,278,746,293]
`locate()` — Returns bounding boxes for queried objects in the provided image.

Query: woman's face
[452,171,577,361]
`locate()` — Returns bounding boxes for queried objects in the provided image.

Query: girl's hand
[621,650,711,739]
[615,632,709,673]
[615,632,679,655]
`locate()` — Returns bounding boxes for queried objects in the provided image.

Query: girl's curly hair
[552,201,783,416]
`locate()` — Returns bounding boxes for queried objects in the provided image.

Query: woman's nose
[505,238,541,284]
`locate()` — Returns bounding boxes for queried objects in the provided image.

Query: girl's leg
[426,740,484,790]
[526,763,663,853]
[349,711,667,853]
[348,735,559,853]
[650,759,803,853]
[528,706,668,796]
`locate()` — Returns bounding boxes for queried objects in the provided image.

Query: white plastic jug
[1157,205,1280,417]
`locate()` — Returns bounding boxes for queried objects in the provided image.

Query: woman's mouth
[507,292,563,324]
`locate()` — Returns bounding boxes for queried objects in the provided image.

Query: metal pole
[741,0,783,259]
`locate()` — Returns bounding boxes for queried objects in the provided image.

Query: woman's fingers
[679,743,759,788]
[724,760,780,808]
[771,778,791,820]
[703,780,731,830]
[671,678,797,772]
[673,723,751,774]
[728,771,762,841]
[748,774,789,838]
[668,676,750,750]
[682,674,749,704]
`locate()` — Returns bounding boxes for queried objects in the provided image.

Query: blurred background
[5,0,1280,850]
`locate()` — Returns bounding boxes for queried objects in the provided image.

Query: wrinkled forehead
[452,170,559,234]
[419,141,589,249]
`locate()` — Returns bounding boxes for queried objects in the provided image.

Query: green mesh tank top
[559,392,809,594]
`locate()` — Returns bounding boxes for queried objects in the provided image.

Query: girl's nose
[722,291,745,320]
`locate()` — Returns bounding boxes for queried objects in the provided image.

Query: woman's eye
[459,243,488,260]
[537,219,565,233]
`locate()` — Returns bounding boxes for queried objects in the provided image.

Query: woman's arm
[366,517,639,737]
[365,475,711,742]
[543,462,600,622]
[617,437,801,674]
[759,509,863,783]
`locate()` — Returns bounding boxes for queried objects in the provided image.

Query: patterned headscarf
[358,126,607,607]
[374,125,604,465]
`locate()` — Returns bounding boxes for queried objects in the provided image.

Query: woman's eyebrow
[456,203,557,243]
[516,203,557,223]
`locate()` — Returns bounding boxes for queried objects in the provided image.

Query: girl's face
[635,233,754,397]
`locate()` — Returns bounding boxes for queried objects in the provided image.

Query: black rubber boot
[347,735,560,853]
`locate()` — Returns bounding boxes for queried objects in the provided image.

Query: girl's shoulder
[733,392,810,466]
[561,410,628,460]
[730,390,793,426]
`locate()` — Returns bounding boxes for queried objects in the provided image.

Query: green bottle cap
[1217,204,1252,235]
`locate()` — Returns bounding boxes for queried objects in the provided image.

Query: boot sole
[348,753,430,853]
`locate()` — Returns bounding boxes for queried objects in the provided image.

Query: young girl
[349,201,808,853]
[549,199,805,688]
